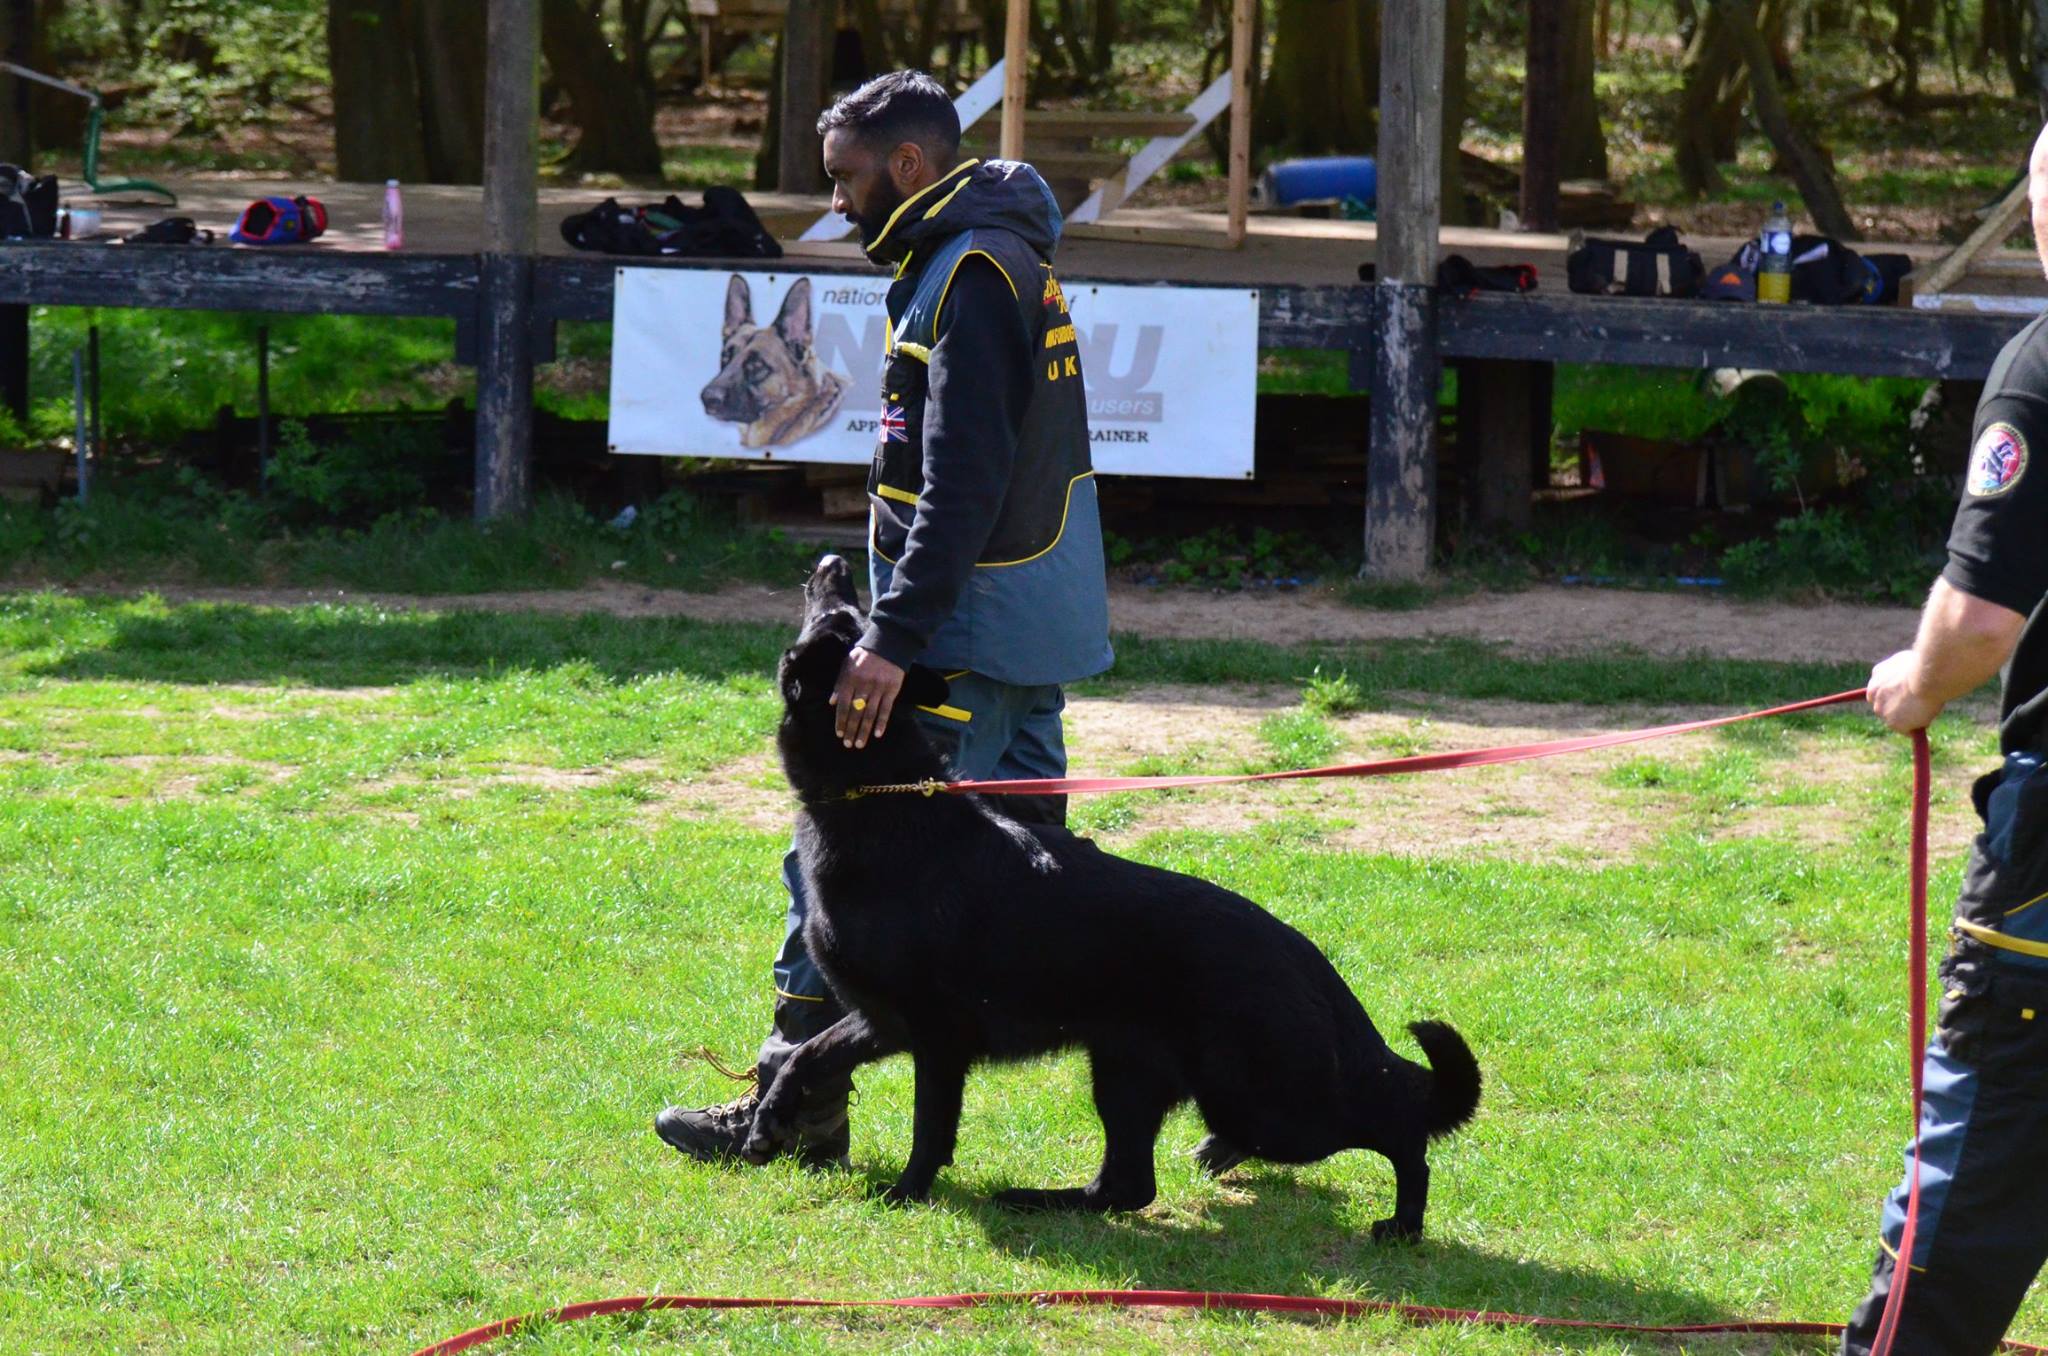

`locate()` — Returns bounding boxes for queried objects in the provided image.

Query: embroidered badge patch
[1969,422,2029,497]
[879,406,908,443]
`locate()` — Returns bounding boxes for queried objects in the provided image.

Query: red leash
[416,695,1980,1356]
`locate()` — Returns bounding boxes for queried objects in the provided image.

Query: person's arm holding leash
[1867,579,2024,733]
[834,258,1034,747]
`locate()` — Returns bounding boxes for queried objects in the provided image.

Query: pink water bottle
[382,179,404,249]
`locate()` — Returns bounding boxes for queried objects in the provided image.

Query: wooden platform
[0,174,2037,393]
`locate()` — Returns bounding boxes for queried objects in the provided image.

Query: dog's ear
[900,664,950,712]
[722,274,752,339]
[773,277,814,358]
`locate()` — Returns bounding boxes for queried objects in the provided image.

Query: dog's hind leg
[1370,1142,1429,1244]
[996,1040,1178,1213]
[743,1013,895,1165]
[881,1046,970,1205]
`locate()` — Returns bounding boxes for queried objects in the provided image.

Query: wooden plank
[1910,175,2032,299]
[477,0,539,522]
[1067,73,1232,226]
[962,146,1129,177]
[1000,0,1028,160]
[0,243,480,315]
[1366,0,1445,581]
[1438,292,2027,379]
[1521,0,1564,232]
[1019,109,1196,136]
[1226,0,1252,248]
[1456,358,1540,533]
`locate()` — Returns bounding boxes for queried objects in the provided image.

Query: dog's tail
[1410,1020,1481,1140]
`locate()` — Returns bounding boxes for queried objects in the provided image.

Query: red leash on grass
[416,695,1977,1356]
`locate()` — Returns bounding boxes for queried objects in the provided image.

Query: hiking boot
[656,1090,850,1170]
[655,1091,761,1163]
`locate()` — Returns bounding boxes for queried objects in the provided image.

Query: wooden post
[1000,0,1028,161]
[1364,0,1444,581]
[476,0,538,521]
[1456,358,1543,534]
[778,0,830,192]
[0,303,25,429]
[1225,0,1252,247]
[1521,0,1564,232]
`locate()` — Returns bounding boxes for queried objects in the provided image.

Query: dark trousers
[1843,752,2048,1354]
[753,672,1069,1095]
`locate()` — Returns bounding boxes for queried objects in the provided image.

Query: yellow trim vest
[860,159,1112,687]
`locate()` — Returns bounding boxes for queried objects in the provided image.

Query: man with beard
[656,71,1116,1168]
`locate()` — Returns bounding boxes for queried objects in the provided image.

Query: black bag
[1566,226,1703,298]
[1786,233,1912,305]
[123,216,213,246]
[1701,233,1915,306]
[0,164,59,240]
[560,188,784,260]
[1437,254,1537,297]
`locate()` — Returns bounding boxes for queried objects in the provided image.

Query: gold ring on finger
[852,697,867,711]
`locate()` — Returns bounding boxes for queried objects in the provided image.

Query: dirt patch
[17,579,1921,666]
[1059,689,1982,864]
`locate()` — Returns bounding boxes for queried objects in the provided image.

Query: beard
[851,179,908,247]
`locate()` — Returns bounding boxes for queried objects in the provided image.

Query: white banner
[607,267,1258,479]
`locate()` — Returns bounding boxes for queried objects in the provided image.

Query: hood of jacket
[862,158,1063,268]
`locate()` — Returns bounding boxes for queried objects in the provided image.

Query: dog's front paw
[740,1105,796,1165]
[1370,1216,1423,1245]
[875,1179,929,1207]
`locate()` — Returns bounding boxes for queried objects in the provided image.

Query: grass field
[0,593,2035,1354]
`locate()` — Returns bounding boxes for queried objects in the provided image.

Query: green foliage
[1116,525,1332,588]
[266,419,432,523]
[0,479,820,593]
[1300,665,1365,717]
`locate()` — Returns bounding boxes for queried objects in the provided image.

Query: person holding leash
[1847,120,2048,1355]
[655,71,1113,1168]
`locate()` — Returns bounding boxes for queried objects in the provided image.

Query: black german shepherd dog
[743,555,1480,1239]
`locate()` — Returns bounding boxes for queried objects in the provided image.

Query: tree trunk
[2033,0,2048,118]
[1,0,36,165]
[1674,1,1736,196]
[1522,0,1564,229]
[1090,0,1117,80]
[411,0,486,183]
[1721,0,1855,239]
[1256,0,1379,157]
[330,0,431,182]
[1441,0,1468,225]
[1559,0,1607,179]
[775,0,830,191]
[540,0,665,176]
[1888,0,1935,110]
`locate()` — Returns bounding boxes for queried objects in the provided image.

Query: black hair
[816,70,960,163]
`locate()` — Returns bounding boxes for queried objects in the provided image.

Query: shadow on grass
[885,1169,1828,1352]
[18,598,792,688]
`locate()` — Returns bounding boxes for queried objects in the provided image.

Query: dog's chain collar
[841,778,947,800]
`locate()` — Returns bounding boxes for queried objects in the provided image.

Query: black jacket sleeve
[1943,390,2048,617]
[860,255,1035,667]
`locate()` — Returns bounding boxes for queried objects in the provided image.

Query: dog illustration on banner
[700,275,848,449]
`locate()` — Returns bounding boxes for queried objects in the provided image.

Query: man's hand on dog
[832,646,905,748]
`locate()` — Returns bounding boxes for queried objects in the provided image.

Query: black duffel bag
[1566,225,1704,298]
[0,164,59,240]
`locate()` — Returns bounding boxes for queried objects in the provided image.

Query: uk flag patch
[1969,421,2028,497]
[879,406,908,443]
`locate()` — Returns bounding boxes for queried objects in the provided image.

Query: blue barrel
[1257,156,1377,207]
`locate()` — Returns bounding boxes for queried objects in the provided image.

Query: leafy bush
[266,419,433,524]
[1301,665,1365,717]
